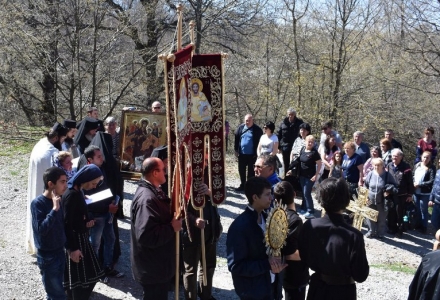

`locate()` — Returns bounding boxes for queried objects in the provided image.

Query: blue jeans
[414,194,430,228]
[432,203,440,231]
[300,176,315,213]
[36,250,66,300]
[89,212,115,268]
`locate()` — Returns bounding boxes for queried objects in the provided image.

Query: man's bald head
[152,101,162,112]
[142,157,161,176]
[141,157,166,187]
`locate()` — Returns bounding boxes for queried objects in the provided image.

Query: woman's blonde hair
[371,157,384,167]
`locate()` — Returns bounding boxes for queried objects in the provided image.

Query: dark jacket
[276,117,304,151]
[130,180,175,285]
[413,163,436,194]
[226,207,271,300]
[408,250,440,300]
[429,170,440,204]
[387,160,414,197]
[298,213,369,282]
[234,123,263,155]
[182,198,221,246]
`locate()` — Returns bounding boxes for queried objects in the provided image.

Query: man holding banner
[130,157,182,300]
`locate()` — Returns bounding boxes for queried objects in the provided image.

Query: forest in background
[1,0,440,162]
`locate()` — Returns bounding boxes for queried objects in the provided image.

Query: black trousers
[284,286,306,300]
[66,283,96,300]
[281,149,292,176]
[141,282,169,300]
[238,154,256,186]
[387,195,406,232]
[182,242,217,300]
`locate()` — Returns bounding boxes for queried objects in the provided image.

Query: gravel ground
[0,152,436,299]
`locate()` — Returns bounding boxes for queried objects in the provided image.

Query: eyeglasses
[153,106,161,110]
[254,164,268,169]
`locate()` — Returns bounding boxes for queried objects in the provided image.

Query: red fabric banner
[166,45,193,217]
[190,54,226,207]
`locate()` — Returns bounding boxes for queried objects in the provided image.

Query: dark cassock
[76,117,105,133]
[298,213,369,300]
[74,117,99,154]
[408,250,440,300]
[78,132,124,265]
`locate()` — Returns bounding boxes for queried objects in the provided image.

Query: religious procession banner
[165,44,193,217]
[190,54,226,208]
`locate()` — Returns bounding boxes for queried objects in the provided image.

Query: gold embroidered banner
[190,54,226,207]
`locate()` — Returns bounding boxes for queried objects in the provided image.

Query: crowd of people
[230,109,440,298]
[26,103,440,300]
[234,109,440,238]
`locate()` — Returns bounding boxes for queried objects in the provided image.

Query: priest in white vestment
[25,122,68,254]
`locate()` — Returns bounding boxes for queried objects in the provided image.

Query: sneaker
[304,212,315,219]
[105,268,125,278]
[298,210,307,215]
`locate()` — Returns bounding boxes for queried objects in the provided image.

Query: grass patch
[9,170,19,176]
[0,140,34,157]
[371,263,417,275]
[217,257,228,265]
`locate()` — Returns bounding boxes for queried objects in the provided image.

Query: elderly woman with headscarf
[54,151,76,180]
[63,164,104,299]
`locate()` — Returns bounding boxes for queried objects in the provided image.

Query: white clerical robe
[25,138,58,254]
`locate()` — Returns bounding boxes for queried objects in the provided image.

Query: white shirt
[259,134,278,155]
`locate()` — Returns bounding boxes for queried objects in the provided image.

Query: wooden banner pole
[177,4,183,51]
[200,209,207,286]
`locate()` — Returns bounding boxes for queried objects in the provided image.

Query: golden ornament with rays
[320,186,378,231]
[347,186,378,231]
[264,200,289,257]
